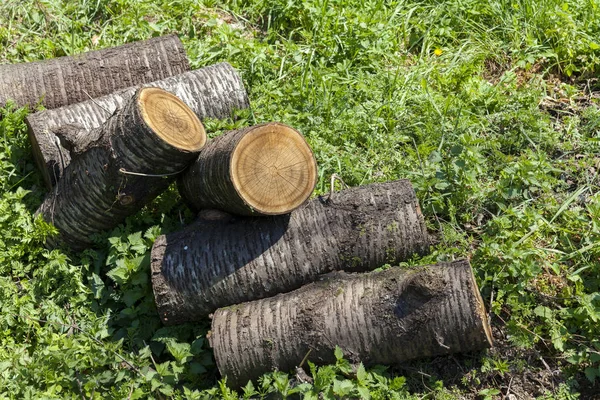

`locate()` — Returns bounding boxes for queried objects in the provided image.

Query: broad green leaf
[533,305,553,320]
[334,346,343,360]
[166,341,193,363]
[585,367,598,383]
[356,363,367,383]
[333,379,354,396]
[356,385,370,399]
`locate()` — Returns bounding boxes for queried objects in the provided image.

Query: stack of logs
[3,34,493,387]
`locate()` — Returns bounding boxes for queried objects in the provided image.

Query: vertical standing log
[151,180,430,324]
[26,63,249,189]
[209,259,494,387]
[36,87,206,250]
[0,34,189,110]
[178,122,318,216]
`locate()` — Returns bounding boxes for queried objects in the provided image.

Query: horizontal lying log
[36,87,206,250]
[179,122,318,216]
[26,62,249,189]
[0,34,189,110]
[210,259,494,387]
[151,180,429,325]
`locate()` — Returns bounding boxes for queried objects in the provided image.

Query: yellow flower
[434,48,443,56]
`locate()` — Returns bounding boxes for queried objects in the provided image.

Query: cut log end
[138,87,206,151]
[231,123,317,215]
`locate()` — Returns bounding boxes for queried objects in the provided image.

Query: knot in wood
[118,193,135,206]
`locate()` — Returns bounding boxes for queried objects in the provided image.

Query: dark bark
[0,34,189,110]
[209,259,494,388]
[36,87,206,251]
[151,180,430,325]
[54,124,99,155]
[178,122,318,216]
[26,62,249,189]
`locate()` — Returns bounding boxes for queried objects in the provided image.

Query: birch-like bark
[0,34,189,110]
[26,63,248,188]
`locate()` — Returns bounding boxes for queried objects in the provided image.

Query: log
[151,180,430,325]
[209,259,494,387]
[0,34,189,110]
[178,122,318,216]
[26,62,249,189]
[36,87,206,251]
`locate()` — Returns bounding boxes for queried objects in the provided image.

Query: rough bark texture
[0,34,189,110]
[36,87,205,251]
[178,122,318,216]
[26,62,249,189]
[210,259,494,387]
[151,180,429,325]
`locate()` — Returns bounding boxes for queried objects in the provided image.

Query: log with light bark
[0,34,189,111]
[36,87,206,250]
[178,122,318,216]
[26,62,249,189]
[151,180,429,325]
[209,259,493,387]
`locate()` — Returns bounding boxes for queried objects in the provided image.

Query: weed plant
[0,0,599,398]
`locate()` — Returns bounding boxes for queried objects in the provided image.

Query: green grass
[1,0,600,398]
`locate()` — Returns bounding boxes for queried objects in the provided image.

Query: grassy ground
[1,0,600,398]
